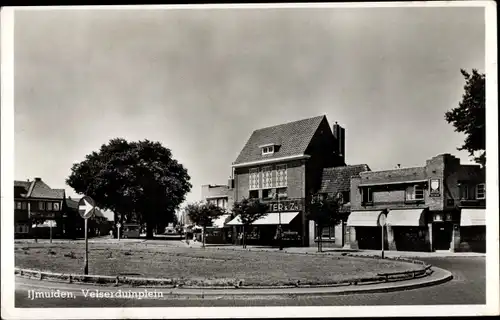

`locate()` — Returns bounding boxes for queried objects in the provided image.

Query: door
[434,223,452,250]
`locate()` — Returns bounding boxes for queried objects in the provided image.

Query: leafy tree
[231,198,269,248]
[445,69,486,166]
[185,201,226,247]
[306,193,342,252]
[66,138,192,239]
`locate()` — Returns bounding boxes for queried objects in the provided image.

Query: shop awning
[386,209,426,226]
[347,210,385,227]
[209,214,231,228]
[460,209,486,226]
[226,212,300,226]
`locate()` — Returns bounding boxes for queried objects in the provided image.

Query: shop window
[276,164,287,187]
[39,201,45,210]
[249,190,259,199]
[249,168,260,190]
[46,202,53,211]
[476,183,485,199]
[362,188,373,204]
[460,185,469,200]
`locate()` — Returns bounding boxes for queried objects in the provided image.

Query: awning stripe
[226,212,300,226]
[460,209,486,226]
[347,210,384,227]
[386,209,426,226]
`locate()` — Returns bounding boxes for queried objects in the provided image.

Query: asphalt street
[14,256,485,307]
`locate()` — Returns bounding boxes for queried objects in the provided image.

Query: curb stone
[14,253,432,289]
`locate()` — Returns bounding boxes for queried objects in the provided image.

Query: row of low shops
[198,207,485,253]
[198,116,487,253]
[346,208,486,252]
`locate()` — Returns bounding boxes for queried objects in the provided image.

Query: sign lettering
[268,199,303,212]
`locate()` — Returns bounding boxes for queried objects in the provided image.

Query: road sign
[378,214,386,227]
[78,196,96,219]
[117,223,121,228]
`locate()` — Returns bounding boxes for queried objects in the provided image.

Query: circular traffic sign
[378,214,387,227]
[78,196,96,219]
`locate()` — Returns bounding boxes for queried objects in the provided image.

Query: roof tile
[234,115,326,165]
[320,164,371,194]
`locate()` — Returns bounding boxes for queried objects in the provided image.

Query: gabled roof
[320,164,371,194]
[233,115,326,165]
[14,179,64,199]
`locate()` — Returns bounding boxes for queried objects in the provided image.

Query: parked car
[122,223,141,238]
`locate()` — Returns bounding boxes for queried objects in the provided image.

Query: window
[342,191,350,204]
[16,201,22,209]
[362,188,373,204]
[315,225,335,240]
[414,185,424,200]
[39,202,45,210]
[406,185,424,201]
[262,189,273,199]
[249,168,260,190]
[249,190,259,199]
[276,187,288,199]
[53,202,60,211]
[276,164,287,187]
[476,183,485,199]
[22,202,28,210]
[262,146,274,155]
[262,166,273,188]
[46,202,53,211]
[460,185,469,200]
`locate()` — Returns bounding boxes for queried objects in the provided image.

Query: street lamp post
[276,192,283,251]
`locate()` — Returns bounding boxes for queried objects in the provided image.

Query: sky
[12,6,485,221]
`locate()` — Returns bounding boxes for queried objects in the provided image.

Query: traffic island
[14,242,446,291]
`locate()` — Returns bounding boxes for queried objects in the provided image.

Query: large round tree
[66,138,192,238]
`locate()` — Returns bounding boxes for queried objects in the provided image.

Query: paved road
[14,256,484,307]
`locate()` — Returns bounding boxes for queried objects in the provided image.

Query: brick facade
[348,154,485,252]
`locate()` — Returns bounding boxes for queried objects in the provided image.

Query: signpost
[45,220,56,244]
[78,196,96,275]
[379,214,387,259]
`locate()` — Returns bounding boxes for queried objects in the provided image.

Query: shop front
[386,208,429,252]
[346,210,387,250]
[205,214,232,244]
[459,208,486,252]
[226,211,302,247]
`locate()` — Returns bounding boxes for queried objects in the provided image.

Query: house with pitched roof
[227,115,369,247]
[347,153,486,252]
[14,177,67,238]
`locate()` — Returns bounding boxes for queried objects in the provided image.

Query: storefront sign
[429,178,441,197]
[268,199,303,212]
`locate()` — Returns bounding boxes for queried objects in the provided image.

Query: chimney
[332,122,345,164]
[228,177,234,189]
[26,179,30,182]
[34,177,41,181]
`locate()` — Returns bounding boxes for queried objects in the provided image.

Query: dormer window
[260,144,276,155]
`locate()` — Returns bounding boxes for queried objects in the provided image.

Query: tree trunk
[242,225,246,248]
[146,223,154,239]
[317,223,322,253]
[202,226,206,248]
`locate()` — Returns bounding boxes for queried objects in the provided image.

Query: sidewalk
[179,241,485,258]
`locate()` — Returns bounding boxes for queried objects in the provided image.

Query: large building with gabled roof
[227,115,370,247]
